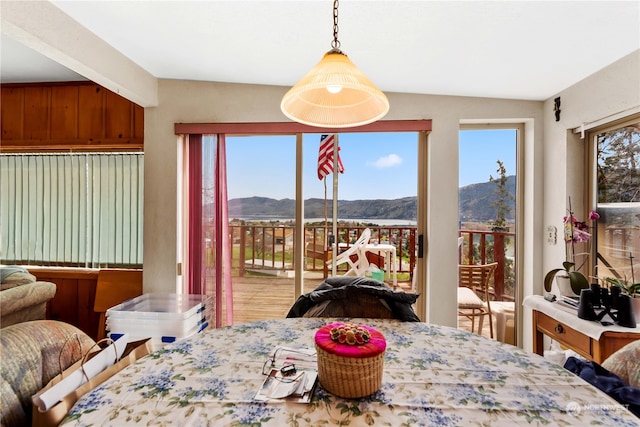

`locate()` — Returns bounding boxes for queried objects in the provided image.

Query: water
[237,217,417,226]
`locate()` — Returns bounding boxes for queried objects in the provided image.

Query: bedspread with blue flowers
[61,318,638,426]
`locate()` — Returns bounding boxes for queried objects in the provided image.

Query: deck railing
[228,224,515,301]
[459,229,516,301]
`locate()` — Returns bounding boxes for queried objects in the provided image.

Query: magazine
[557,295,580,310]
[254,346,318,403]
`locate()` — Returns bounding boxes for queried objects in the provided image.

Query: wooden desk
[526,295,640,363]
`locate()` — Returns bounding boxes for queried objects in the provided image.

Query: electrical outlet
[546,226,557,244]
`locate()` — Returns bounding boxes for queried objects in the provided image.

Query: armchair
[0,320,95,427]
[1,268,56,328]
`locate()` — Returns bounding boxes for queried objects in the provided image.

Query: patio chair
[457,262,497,339]
[330,228,371,277]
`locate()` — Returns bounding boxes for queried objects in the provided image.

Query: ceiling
[1,1,639,101]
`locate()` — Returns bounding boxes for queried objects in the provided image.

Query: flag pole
[331,135,339,276]
[323,177,328,251]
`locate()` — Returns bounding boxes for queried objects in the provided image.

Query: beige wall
[144,82,545,333]
[527,49,640,351]
[145,50,639,350]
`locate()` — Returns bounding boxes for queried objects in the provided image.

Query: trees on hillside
[598,125,640,203]
[489,160,515,232]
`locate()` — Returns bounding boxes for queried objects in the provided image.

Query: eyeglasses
[262,347,313,382]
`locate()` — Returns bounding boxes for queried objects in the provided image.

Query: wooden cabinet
[1,82,143,151]
[532,309,640,363]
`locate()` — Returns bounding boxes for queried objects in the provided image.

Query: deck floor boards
[217,275,493,339]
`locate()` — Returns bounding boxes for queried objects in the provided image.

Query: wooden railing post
[493,233,505,300]
[239,226,246,277]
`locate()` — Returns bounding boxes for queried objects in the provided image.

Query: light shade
[281,50,389,128]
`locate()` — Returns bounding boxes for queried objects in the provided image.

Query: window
[177,120,431,325]
[590,116,640,282]
[0,152,144,268]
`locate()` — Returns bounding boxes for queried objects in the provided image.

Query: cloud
[370,154,403,168]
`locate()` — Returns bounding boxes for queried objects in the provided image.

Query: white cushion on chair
[457,287,485,309]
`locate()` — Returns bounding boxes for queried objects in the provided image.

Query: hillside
[227,175,516,222]
[459,175,516,222]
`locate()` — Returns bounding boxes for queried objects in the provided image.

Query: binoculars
[577,283,636,328]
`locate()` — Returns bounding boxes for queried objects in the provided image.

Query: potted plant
[602,255,640,318]
[544,261,590,296]
[604,277,640,298]
[544,200,599,297]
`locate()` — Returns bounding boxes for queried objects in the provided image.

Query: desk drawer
[536,312,592,357]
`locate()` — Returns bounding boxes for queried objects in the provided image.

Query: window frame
[586,113,640,282]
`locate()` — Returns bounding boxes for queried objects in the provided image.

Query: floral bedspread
[61,318,638,426]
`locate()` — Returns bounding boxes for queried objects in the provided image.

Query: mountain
[227,176,516,222]
[227,196,417,220]
[459,175,516,222]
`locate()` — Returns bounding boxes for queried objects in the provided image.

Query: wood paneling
[78,84,105,140]
[134,105,144,140]
[31,268,100,339]
[1,87,23,139]
[0,82,143,151]
[77,278,99,339]
[48,277,79,326]
[24,86,50,140]
[51,85,79,140]
[105,90,131,139]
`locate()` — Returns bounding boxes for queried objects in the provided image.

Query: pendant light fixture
[280,0,389,128]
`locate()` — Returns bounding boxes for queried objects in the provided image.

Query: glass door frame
[176,120,432,318]
[459,123,524,344]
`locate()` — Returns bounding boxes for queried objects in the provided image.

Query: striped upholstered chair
[0,320,95,427]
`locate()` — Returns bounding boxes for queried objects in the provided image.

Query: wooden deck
[217,275,493,339]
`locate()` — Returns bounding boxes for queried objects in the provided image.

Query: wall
[0,82,143,339]
[30,268,100,339]
[525,49,640,351]
[145,82,545,331]
[0,82,144,151]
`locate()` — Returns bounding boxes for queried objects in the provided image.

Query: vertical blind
[0,153,143,268]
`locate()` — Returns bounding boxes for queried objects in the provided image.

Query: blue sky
[226,129,516,200]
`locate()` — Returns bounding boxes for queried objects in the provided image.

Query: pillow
[1,271,37,290]
[602,340,640,388]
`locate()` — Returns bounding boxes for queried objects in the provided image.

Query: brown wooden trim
[0,81,95,88]
[0,141,143,153]
[175,120,432,135]
[28,267,99,280]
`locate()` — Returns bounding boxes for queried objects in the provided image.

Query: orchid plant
[544,198,599,295]
[603,253,639,298]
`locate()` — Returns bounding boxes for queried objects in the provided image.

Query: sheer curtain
[185,134,233,327]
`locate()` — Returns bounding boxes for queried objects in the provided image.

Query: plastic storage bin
[106,293,212,347]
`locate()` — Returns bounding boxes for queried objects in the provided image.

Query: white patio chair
[329,228,371,277]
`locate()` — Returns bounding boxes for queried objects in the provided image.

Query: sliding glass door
[179,121,430,327]
[459,126,521,344]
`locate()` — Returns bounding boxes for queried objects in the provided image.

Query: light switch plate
[546,226,557,244]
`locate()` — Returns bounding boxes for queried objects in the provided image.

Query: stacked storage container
[106,293,212,347]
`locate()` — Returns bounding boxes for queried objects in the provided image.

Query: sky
[226,129,517,201]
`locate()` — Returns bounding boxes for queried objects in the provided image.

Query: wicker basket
[315,343,384,398]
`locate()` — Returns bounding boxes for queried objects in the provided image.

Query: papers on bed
[254,346,318,403]
[32,334,130,411]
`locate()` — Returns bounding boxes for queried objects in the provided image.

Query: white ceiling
[1,1,639,101]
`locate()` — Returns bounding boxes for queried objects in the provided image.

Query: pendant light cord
[331,0,341,51]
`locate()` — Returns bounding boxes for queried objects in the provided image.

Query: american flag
[317,134,344,180]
